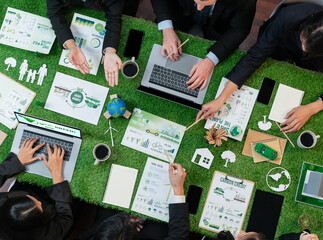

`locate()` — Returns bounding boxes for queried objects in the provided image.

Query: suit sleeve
[102,0,125,51]
[208,0,256,62]
[42,181,74,240]
[150,0,172,23]
[164,203,190,240]
[0,153,25,187]
[225,6,285,88]
[46,0,74,48]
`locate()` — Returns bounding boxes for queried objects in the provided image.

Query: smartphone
[123,29,144,59]
[187,185,203,214]
[256,77,276,105]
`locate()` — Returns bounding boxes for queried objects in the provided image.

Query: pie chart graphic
[90,38,101,48]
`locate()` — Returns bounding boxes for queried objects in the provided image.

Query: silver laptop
[137,44,213,109]
[10,112,82,182]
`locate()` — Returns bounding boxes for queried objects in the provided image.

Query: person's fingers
[105,70,109,83]
[187,73,199,89]
[284,108,296,120]
[57,146,61,157]
[172,45,179,61]
[281,119,298,132]
[42,153,48,167]
[46,144,53,157]
[285,122,301,133]
[200,79,208,91]
[33,143,45,153]
[60,148,65,159]
[161,47,167,57]
[25,138,35,148]
[111,71,117,86]
[53,144,58,155]
[109,72,114,87]
[114,70,119,86]
[21,139,29,148]
[31,156,42,162]
[75,64,86,74]
[280,114,295,127]
[188,77,203,90]
[196,110,204,121]
[84,61,91,73]
[204,110,214,119]
[177,40,183,55]
[189,65,197,78]
[117,58,123,69]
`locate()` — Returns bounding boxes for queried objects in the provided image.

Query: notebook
[103,164,138,209]
[269,84,304,123]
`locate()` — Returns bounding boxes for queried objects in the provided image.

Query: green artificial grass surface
[0,1,322,238]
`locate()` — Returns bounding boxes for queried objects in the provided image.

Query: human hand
[187,58,214,90]
[196,98,224,121]
[169,163,186,195]
[104,48,122,87]
[162,28,182,61]
[281,106,313,133]
[68,46,90,74]
[301,234,319,240]
[130,215,145,232]
[17,138,45,166]
[42,144,65,184]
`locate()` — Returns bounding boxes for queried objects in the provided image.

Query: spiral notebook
[103,164,138,209]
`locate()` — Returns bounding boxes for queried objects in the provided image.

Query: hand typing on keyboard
[186,58,215,90]
[17,138,45,166]
[42,144,65,184]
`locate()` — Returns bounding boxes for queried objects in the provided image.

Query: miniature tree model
[205,123,229,147]
[221,150,236,167]
[4,57,17,71]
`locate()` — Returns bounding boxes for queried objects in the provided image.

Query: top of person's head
[0,195,54,239]
[300,11,323,56]
[214,231,267,240]
[94,212,138,240]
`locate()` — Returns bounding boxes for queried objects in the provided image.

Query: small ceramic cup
[297,131,320,149]
[121,57,139,79]
[93,143,111,165]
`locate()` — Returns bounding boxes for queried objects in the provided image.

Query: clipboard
[295,162,323,208]
[199,171,255,237]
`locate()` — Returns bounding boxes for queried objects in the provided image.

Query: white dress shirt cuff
[158,20,174,30]
[206,52,219,66]
[171,195,186,204]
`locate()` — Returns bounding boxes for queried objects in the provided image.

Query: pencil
[166,39,189,59]
[186,116,204,131]
[164,149,177,174]
[275,121,295,148]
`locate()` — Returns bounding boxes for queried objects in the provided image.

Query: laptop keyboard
[149,64,200,97]
[19,131,73,162]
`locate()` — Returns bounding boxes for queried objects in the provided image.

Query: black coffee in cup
[95,145,110,160]
[300,133,314,147]
[123,63,138,77]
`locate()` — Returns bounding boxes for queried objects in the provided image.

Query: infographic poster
[131,157,175,222]
[0,7,56,54]
[0,72,35,129]
[205,78,258,141]
[121,108,186,162]
[59,13,106,75]
[199,171,254,237]
[45,72,109,125]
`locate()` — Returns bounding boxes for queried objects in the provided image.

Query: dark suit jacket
[76,203,189,240]
[0,153,73,240]
[226,3,323,100]
[47,0,124,52]
[151,0,256,62]
[279,230,310,240]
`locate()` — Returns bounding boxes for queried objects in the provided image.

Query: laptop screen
[15,112,81,138]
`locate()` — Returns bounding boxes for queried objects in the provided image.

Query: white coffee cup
[93,143,111,165]
[121,57,139,79]
[297,131,320,149]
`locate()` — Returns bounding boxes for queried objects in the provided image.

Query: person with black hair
[47,0,125,87]
[76,163,189,240]
[197,3,323,133]
[279,230,320,240]
[0,138,73,240]
[213,230,266,240]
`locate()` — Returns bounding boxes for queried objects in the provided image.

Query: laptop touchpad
[165,54,199,75]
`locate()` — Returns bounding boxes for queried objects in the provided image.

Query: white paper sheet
[121,108,186,162]
[58,13,106,75]
[0,7,56,54]
[131,157,175,222]
[205,78,258,141]
[45,72,109,125]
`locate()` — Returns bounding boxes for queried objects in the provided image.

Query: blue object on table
[107,98,126,118]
